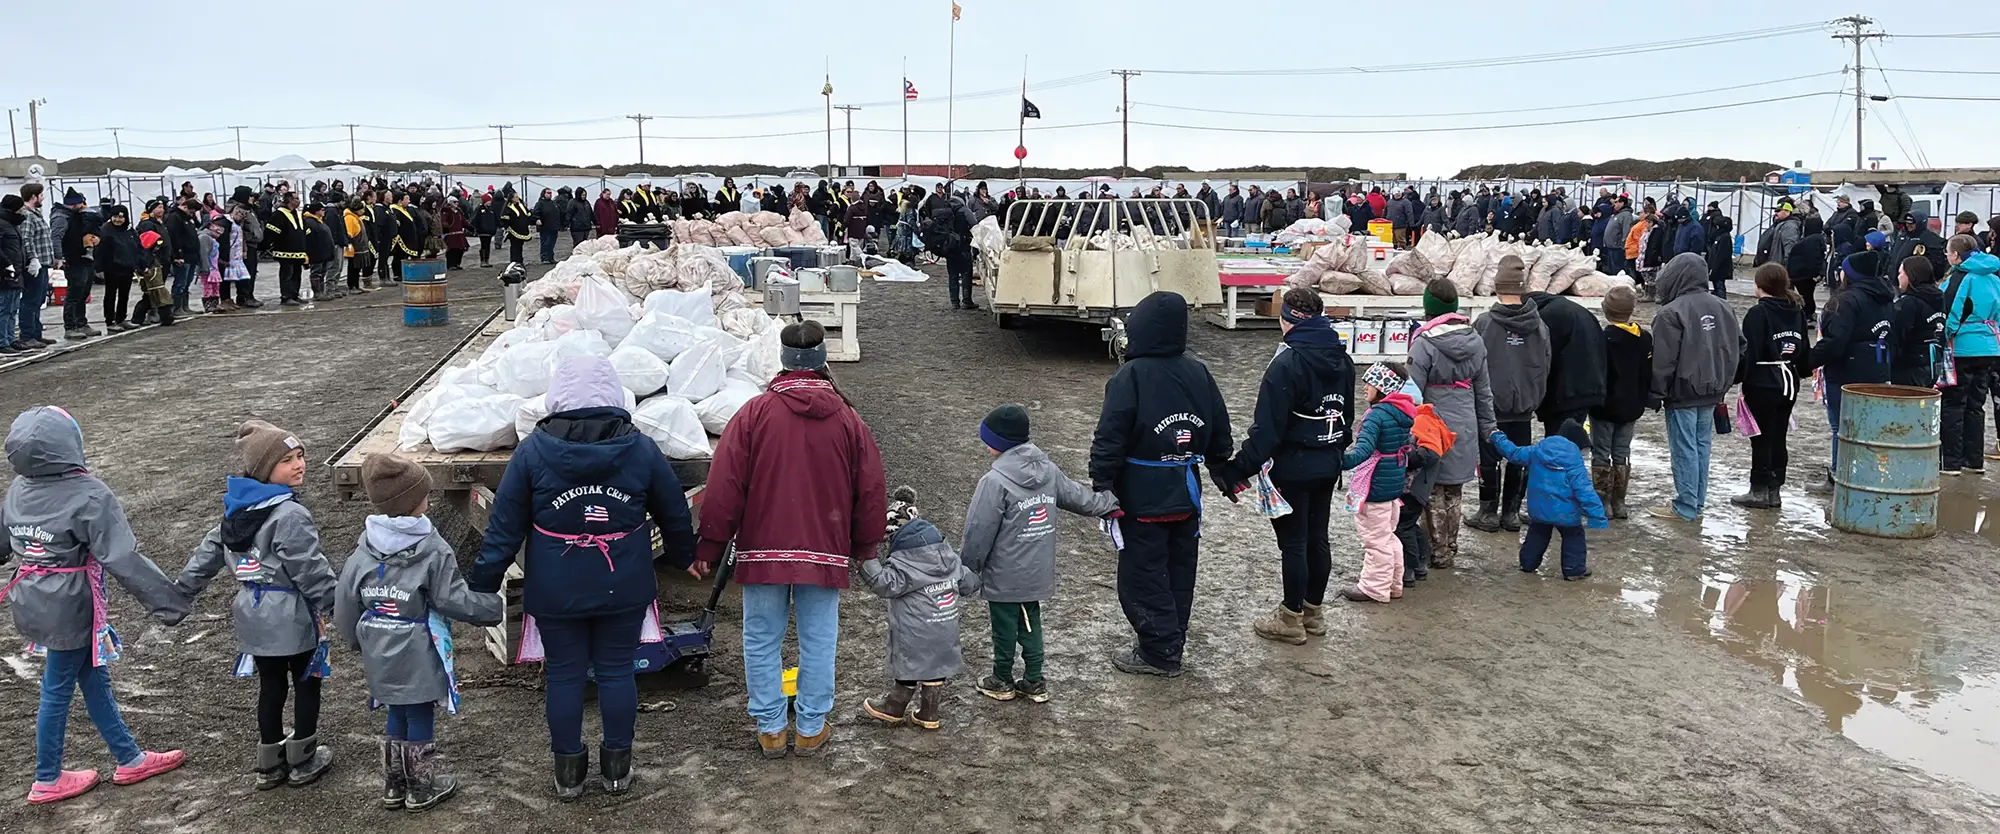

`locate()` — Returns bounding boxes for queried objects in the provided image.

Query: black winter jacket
[1809,264,1894,384]
[94,221,142,272]
[472,204,499,236]
[1735,297,1809,400]
[532,197,562,231]
[1889,285,1946,385]
[1786,231,1826,281]
[1227,319,1354,486]
[56,205,100,263]
[1526,292,1608,418]
[166,208,201,262]
[565,198,594,232]
[0,212,24,289]
[1090,293,1235,518]
[1591,323,1653,424]
[303,216,336,264]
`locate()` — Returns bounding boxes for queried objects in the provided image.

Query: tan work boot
[1252,605,1308,645]
[793,725,832,756]
[1591,465,1611,511]
[1300,601,1328,636]
[757,729,789,759]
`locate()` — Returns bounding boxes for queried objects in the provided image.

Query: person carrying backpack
[921,186,978,311]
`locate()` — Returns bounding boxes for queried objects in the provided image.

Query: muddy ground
[4,257,2000,833]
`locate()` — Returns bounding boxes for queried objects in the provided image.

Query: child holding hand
[1489,418,1609,580]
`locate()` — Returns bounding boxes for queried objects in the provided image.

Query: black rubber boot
[865,683,919,720]
[553,751,588,802]
[1500,466,1526,532]
[285,734,334,787]
[599,745,632,795]
[380,740,407,810]
[1466,477,1502,532]
[402,741,457,812]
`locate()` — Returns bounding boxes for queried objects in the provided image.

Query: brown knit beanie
[1601,286,1637,322]
[1494,254,1527,295]
[361,453,433,517]
[237,420,302,482]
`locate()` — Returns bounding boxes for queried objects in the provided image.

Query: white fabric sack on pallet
[695,380,762,435]
[1415,230,1458,274]
[633,396,711,460]
[399,381,502,450]
[1385,249,1436,285]
[1549,255,1599,295]
[609,346,671,397]
[1445,233,1494,296]
[667,341,727,401]
[573,277,639,346]
[515,388,638,442]
[430,394,527,452]
[573,236,620,258]
[1527,247,1573,293]
[730,323,784,387]
[495,341,563,398]
[643,289,718,328]
[696,326,749,370]
[1320,271,1364,294]
[544,329,612,376]
[625,311,701,363]
[1567,273,1636,297]
[719,307,772,339]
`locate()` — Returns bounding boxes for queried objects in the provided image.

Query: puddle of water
[1623,561,1999,796]
[1937,492,2000,546]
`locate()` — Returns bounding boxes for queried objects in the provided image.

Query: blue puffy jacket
[1340,393,1415,503]
[1489,430,1608,529]
[470,407,697,619]
[1946,251,2000,359]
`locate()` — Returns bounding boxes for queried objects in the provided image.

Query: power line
[1875,67,2000,76]
[1131,71,1838,120]
[1892,31,2000,39]
[1868,44,1928,168]
[1128,91,1840,135]
[1891,94,2000,101]
[1135,22,1824,76]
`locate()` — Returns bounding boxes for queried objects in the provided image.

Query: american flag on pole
[951,1,961,20]
[904,79,919,101]
[583,504,610,524]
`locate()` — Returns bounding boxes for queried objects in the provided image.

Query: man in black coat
[165,197,203,314]
[565,191,594,246]
[1880,214,1948,285]
[1090,292,1236,678]
[1525,290,1608,438]
[533,188,562,264]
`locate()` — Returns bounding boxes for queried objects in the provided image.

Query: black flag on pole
[1021,98,1041,119]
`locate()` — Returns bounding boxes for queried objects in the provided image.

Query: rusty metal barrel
[1832,384,1941,539]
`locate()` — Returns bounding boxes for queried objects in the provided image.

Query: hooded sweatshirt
[1735,297,1808,401]
[1889,279,1946,385]
[3,407,188,652]
[960,443,1116,603]
[1650,253,1744,409]
[1526,292,1608,418]
[1408,314,1495,486]
[1089,292,1235,520]
[1489,421,1607,529]
[1592,320,1655,424]
[858,519,979,681]
[174,476,337,657]
[471,355,697,616]
[1945,252,2000,359]
[1809,252,1895,384]
[334,516,503,707]
[1229,316,1355,486]
[1474,300,1551,421]
[693,369,888,586]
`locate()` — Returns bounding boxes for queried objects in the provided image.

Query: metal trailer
[987,198,1224,359]
[326,308,720,680]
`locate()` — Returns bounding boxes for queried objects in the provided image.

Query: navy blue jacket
[1090,293,1235,519]
[1228,318,1354,486]
[1809,255,1895,385]
[469,407,697,619]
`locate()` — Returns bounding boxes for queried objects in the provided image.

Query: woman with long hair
[1731,264,1809,509]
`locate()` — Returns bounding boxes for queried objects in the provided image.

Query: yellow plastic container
[783,666,799,697]
[1368,219,1394,244]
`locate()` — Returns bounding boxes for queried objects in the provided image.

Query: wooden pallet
[742,288,861,362]
[331,316,512,501]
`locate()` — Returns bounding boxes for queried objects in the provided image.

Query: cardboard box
[1255,294,1281,318]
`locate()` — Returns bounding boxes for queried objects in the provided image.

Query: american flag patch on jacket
[1175,428,1193,445]
[582,505,610,523]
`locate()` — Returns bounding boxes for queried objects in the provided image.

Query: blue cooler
[774,246,818,270]
[719,246,761,281]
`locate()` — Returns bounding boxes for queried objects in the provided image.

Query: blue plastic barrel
[1833,383,1941,539]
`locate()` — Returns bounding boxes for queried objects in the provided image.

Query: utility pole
[29,100,45,157]
[627,114,653,165]
[1113,70,1140,179]
[5,108,17,158]
[1831,15,1885,170]
[228,125,246,160]
[342,124,358,163]
[106,127,122,157]
[834,105,860,168]
[489,124,512,164]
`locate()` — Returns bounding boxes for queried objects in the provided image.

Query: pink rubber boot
[112,751,185,786]
[27,769,101,804]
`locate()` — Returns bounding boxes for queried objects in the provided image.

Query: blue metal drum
[400,259,446,283]
[1833,383,1941,539]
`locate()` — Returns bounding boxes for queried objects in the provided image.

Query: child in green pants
[961,405,1117,702]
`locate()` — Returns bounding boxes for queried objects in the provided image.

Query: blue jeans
[0,288,19,346]
[1665,406,1714,519]
[386,702,436,743]
[538,230,558,262]
[170,261,195,299]
[539,607,645,755]
[38,648,142,783]
[1521,523,1588,577]
[741,584,840,736]
[20,266,48,341]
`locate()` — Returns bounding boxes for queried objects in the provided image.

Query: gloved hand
[27,258,40,275]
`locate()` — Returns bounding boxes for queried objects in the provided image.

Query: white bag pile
[672,209,826,248]
[1271,216,1352,246]
[404,241,793,458]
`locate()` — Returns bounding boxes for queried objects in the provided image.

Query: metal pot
[796,267,830,294]
[827,264,860,293]
[749,257,790,288]
[763,278,802,317]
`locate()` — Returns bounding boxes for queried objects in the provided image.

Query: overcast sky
[7,2,1992,176]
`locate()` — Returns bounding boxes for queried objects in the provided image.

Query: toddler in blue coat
[1488,418,1608,580]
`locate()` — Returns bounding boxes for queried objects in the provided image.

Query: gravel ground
[4,259,2000,833]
